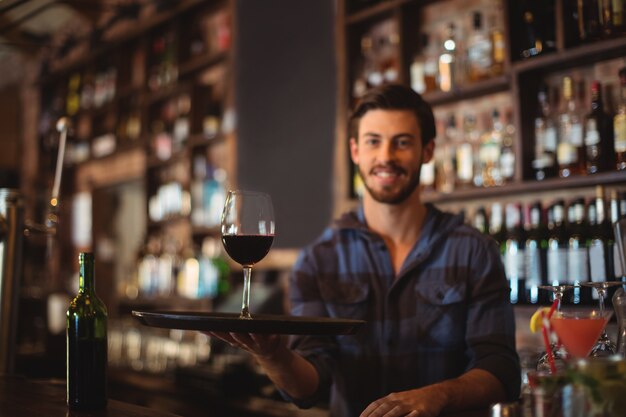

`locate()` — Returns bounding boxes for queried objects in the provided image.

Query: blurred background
[2,0,626,415]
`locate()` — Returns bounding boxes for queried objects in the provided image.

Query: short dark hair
[348,84,436,145]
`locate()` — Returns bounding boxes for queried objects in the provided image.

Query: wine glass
[580,281,622,356]
[535,285,574,372]
[221,190,275,319]
[550,308,613,358]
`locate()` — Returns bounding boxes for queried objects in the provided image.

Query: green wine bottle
[66,252,108,410]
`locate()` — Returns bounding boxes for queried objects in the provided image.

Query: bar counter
[0,375,181,417]
[1,373,492,417]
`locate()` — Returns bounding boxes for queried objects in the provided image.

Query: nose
[377,140,396,163]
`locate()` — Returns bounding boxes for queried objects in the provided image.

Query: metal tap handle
[23,117,70,237]
[51,117,70,208]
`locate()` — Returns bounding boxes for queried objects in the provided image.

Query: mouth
[370,165,406,183]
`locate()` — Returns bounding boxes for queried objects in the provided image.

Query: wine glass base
[590,340,617,357]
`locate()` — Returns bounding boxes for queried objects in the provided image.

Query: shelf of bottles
[465,186,626,306]
[343,0,626,202]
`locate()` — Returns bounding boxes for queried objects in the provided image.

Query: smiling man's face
[350,109,433,205]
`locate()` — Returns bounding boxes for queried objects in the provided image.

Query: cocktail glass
[580,281,621,356]
[550,309,613,358]
[535,285,575,372]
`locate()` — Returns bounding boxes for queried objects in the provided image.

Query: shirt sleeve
[465,236,521,401]
[276,247,338,408]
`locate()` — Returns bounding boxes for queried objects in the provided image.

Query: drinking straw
[540,309,557,374]
[547,298,559,319]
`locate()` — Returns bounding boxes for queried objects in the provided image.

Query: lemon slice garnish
[530,307,551,333]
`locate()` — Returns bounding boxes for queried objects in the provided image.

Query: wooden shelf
[186,133,226,148]
[421,75,511,106]
[146,82,192,105]
[148,214,190,228]
[345,0,411,24]
[146,149,188,169]
[422,171,626,204]
[191,225,221,237]
[178,50,229,77]
[38,0,207,83]
[512,36,626,75]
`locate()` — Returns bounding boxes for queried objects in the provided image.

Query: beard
[356,160,422,205]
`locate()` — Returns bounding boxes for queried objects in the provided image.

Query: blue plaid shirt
[284,204,520,417]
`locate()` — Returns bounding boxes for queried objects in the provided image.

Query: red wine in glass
[221,190,275,318]
[222,235,274,266]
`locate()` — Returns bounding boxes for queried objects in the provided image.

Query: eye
[363,137,380,147]
[395,137,413,148]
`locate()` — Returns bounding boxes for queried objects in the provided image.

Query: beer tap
[24,116,71,238]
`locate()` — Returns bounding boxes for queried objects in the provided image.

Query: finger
[230,332,256,347]
[207,331,238,345]
[360,400,392,417]
[405,411,419,417]
[250,333,279,347]
[381,404,405,417]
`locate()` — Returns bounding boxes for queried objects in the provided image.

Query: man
[211,84,520,417]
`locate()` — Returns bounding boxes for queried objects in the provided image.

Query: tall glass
[221,190,275,319]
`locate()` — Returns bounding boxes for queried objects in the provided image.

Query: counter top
[0,374,181,417]
[1,373,492,417]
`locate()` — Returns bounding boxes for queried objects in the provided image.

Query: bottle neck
[591,93,603,113]
[79,253,96,294]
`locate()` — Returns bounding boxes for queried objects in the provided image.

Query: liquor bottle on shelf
[433,118,455,194]
[488,8,505,77]
[502,202,525,304]
[567,198,591,304]
[489,202,506,245]
[599,0,626,37]
[588,187,613,290]
[198,238,230,299]
[456,115,474,188]
[172,94,191,152]
[479,110,503,187]
[66,253,108,410]
[610,190,626,279]
[614,67,626,170]
[557,76,585,178]
[466,10,492,83]
[524,201,548,304]
[410,33,438,94]
[547,200,568,287]
[500,109,516,183]
[585,80,615,174]
[435,114,458,193]
[438,23,458,92]
[516,0,556,59]
[577,0,603,42]
[533,85,558,180]
[473,206,489,235]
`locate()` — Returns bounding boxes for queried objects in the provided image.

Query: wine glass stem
[241,266,252,319]
[598,288,606,315]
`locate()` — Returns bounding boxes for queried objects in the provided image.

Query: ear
[422,140,435,164]
[349,137,359,165]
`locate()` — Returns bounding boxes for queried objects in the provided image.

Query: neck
[362,189,427,245]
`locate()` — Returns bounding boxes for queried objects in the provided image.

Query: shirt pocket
[413,281,467,349]
[318,278,370,320]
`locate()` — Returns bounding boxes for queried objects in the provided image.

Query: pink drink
[550,312,611,358]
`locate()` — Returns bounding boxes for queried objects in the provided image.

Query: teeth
[375,171,397,178]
